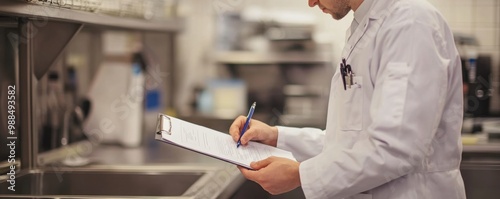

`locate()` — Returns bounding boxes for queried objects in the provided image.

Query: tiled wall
[429,0,500,112]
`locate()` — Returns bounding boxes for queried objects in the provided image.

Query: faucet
[61,101,88,147]
[61,98,93,167]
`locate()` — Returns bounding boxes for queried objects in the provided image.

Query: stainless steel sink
[2,171,202,196]
[0,165,231,198]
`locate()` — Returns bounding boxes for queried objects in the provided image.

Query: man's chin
[330,13,344,20]
[329,11,349,20]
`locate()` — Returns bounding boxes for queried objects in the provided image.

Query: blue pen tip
[236,143,240,148]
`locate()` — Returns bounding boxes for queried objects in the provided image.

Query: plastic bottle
[468,58,477,83]
[120,54,145,147]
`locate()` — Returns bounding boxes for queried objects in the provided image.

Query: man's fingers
[229,115,246,141]
[237,166,259,182]
[239,128,257,145]
[250,157,274,170]
[229,125,240,142]
[230,117,259,145]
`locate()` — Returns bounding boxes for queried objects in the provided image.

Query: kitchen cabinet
[462,148,500,199]
[461,161,500,199]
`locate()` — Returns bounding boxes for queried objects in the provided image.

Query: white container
[120,63,144,147]
[84,62,144,148]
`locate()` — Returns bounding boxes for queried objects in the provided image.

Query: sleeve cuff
[299,155,328,199]
[276,126,289,149]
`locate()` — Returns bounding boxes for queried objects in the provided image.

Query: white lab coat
[276,0,466,198]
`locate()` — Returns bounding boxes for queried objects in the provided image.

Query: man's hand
[238,156,301,195]
[229,116,278,147]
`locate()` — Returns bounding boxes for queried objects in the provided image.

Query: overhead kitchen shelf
[0,0,184,32]
[216,51,332,65]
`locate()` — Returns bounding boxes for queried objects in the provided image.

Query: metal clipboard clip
[156,114,172,135]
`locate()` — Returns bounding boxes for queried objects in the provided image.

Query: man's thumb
[250,157,274,169]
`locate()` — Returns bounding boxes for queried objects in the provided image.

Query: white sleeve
[276,126,325,162]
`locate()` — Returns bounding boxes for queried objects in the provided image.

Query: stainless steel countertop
[462,141,500,153]
[87,142,237,167]
[462,117,500,153]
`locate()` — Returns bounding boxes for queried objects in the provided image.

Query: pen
[237,102,256,148]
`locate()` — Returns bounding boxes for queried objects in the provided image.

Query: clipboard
[155,114,296,169]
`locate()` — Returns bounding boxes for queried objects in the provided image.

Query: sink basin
[0,166,213,198]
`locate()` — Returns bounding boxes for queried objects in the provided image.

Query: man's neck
[350,0,365,11]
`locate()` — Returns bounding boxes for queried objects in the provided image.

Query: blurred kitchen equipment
[455,33,493,117]
[265,23,316,52]
[215,12,243,51]
[483,120,500,140]
[70,98,92,143]
[32,63,92,151]
[40,71,64,152]
[465,55,492,117]
[61,98,93,167]
[216,6,332,125]
[83,58,145,148]
[197,79,247,118]
[215,12,331,125]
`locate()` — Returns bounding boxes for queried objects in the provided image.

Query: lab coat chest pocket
[340,76,363,131]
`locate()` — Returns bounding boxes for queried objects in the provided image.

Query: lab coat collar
[367,0,396,20]
[343,0,396,59]
[354,0,373,25]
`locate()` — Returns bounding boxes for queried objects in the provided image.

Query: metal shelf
[216,51,332,65]
[0,1,184,32]
[463,142,500,153]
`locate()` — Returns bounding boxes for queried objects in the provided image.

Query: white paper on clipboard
[154,114,296,169]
